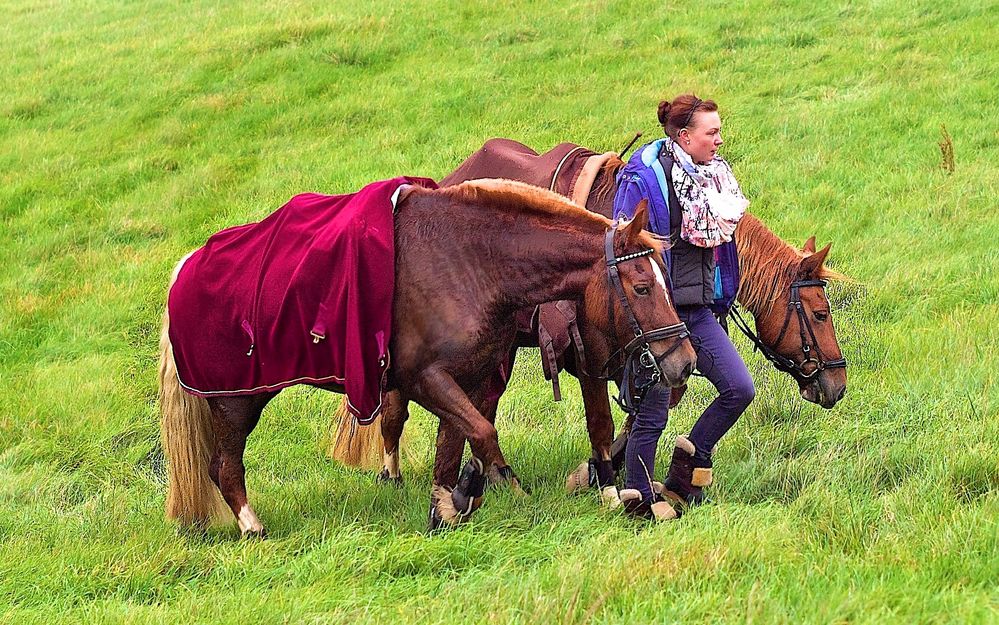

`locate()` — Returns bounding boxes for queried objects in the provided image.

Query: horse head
[585,200,697,389]
[755,239,848,409]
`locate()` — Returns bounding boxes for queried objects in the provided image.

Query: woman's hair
[658,94,718,140]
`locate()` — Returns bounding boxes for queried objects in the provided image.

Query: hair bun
[657,100,671,126]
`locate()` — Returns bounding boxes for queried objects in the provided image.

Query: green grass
[2,0,998,623]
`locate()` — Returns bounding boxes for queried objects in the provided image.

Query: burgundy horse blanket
[168,176,436,423]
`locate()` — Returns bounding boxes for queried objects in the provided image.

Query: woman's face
[678,110,723,164]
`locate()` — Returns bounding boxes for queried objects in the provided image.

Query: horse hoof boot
[428,483,483,531]
[451,457,487,515]
[565,461,592,494]
[662,436,713,507]
[600,485,622,510]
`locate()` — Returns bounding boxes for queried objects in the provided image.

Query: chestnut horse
[159,179,695,535]
[332,142,848,508]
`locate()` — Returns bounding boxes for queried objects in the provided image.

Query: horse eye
[814,311,829,322]
[634,285,651,296]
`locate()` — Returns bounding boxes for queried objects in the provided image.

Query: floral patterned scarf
[665,139,749,248]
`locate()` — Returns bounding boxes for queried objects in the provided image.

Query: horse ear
[798,243,831,277]
[622,200,649,246]
[802,236,816,254]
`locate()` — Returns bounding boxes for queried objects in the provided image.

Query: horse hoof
[376,467,404,486]
[565,461,592,494]
[496,465,530,495]
[241,527,268,540]
[427,503,446,533]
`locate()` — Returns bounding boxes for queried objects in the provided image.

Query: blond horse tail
[159,253,229,526]
[328,397,384,470]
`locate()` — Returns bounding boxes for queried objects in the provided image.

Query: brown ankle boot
[662,435,713,506]
[619,489,679,521]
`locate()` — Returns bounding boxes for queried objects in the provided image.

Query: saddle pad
[168,176,437,423]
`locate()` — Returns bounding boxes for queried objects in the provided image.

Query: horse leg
[427,419,476,531]
[206,393,275,538]
[565,375,621,508]
[610,413,634,473]
[377,391,408,485]
[414,367,512,529]
[480,346,527,492]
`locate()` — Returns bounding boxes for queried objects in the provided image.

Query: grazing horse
[332,140,848,506]
[159,178,696,535]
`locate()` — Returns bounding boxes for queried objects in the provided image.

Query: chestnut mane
[591,155,626,205]
[734,213,843,316]
[437,178,663,254]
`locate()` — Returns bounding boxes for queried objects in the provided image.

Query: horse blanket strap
[728,279,847,384]
[168,176,438,423]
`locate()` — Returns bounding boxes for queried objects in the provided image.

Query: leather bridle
[600,224,690,414]
[728,278,847,385]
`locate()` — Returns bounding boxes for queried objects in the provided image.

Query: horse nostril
[836,387,846,402]
[682,362,693,380]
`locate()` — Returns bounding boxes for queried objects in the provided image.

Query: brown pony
[332,143,848,507]
[159,179,696,535]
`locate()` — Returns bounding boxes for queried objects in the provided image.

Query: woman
[613,94,755,520]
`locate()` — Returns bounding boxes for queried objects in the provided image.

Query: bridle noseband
[729,278,846,385]
[601,224,690,414]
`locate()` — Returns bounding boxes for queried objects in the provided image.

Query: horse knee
[469,422,499,453]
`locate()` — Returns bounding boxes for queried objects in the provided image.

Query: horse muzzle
[648,338,696,388]
[799,371,846,409]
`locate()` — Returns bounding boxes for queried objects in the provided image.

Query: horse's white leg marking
[383,449,401,478]
[237,504,264,535]
[648,258,670,305]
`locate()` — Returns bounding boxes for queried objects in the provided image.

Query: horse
[331,140,848,508]
[159,177,697,535]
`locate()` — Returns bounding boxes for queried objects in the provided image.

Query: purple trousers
[625,305,756,499]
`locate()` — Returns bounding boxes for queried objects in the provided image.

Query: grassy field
[2,0,998,622]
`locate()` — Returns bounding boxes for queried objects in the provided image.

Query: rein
[727,278,846,385]
[600,224,689,414]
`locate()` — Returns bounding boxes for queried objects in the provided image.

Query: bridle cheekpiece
[601,222,690,414]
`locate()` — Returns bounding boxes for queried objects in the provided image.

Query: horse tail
[328,397,384,470]
[159,253,229,526]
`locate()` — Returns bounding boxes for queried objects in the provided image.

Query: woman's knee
[725,375,756,410]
